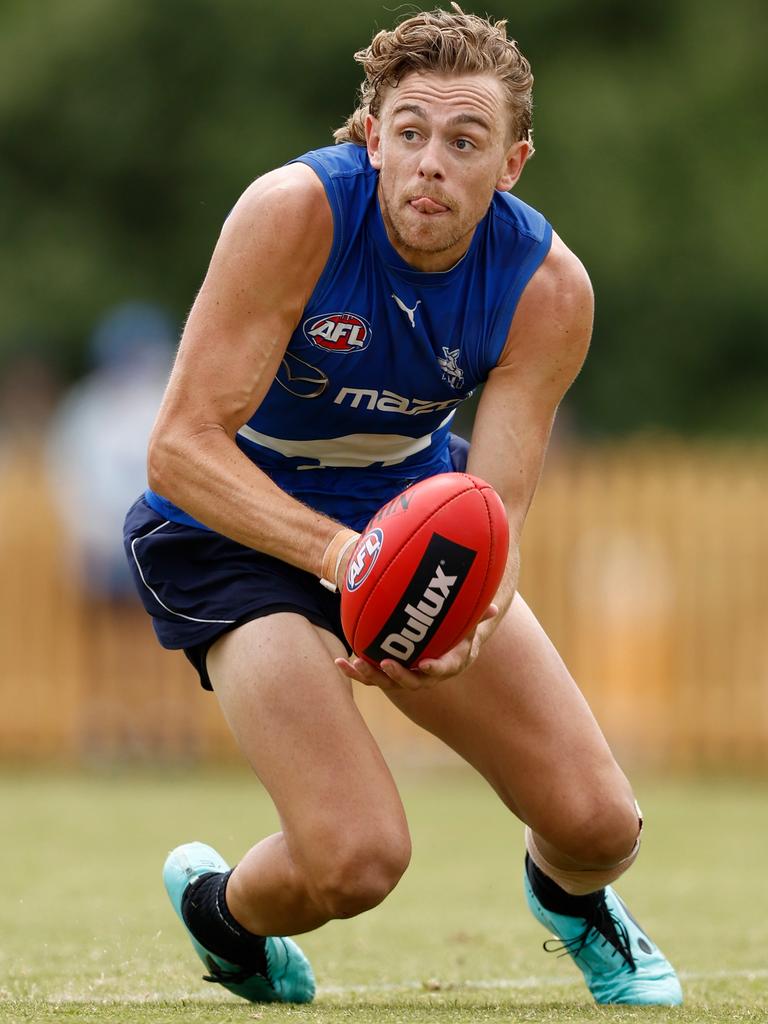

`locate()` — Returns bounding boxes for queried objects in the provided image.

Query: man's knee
[308,830,412,919]
[527,792,642,896]
[562,793,641,867]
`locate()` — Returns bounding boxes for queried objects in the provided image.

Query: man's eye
[455,138,474,151]
[402,130,419,142]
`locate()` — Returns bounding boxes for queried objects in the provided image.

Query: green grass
[2,768,766,1023]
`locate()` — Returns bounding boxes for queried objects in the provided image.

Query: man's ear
[366,114,383,170]
[496,140,530,192]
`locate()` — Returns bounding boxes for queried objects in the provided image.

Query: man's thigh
[206,612,409,870]
[385,593,634,844]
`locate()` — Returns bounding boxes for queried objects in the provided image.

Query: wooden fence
[1,437,767,770]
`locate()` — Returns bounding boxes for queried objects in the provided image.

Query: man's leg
[207,612,411,933]
[167,612,411,1002]
[384,592,681,1005]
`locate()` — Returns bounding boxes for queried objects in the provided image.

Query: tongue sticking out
[409,197,449,214]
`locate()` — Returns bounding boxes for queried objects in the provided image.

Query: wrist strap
[319,529,359,593]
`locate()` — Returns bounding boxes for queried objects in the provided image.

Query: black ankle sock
[181,869,269,974]
[525,852,604,918]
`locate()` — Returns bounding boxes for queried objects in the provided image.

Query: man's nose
[417,139,445,180]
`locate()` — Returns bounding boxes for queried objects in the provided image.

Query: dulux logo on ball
[346,528,384,592]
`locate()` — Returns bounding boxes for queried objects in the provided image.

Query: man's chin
[393,221,460,256]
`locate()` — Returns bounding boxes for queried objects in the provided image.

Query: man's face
[366,71,529,272]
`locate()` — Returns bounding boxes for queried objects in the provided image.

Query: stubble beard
[379,184,472,257]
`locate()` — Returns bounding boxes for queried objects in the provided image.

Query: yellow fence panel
[1,439,766,770]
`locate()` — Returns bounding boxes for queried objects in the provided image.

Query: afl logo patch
[346,528,384,592]
[303,312,371,353]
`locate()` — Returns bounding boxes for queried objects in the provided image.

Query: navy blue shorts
[124,496,349,690]
[123,435,470,690]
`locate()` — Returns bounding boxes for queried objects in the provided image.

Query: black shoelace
[543,895,637,972]
[202,953,272,987]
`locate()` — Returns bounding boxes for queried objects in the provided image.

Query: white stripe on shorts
[130,520,236,624]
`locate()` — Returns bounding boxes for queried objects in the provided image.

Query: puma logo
[391,293,421,329]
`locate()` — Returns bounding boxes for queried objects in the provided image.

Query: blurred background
[1,0,766,772]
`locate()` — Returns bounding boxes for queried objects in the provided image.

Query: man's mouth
[408,197,450,215]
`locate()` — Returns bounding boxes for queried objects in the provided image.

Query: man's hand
[335,603,498,691]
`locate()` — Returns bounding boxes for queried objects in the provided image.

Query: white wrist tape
[319,529,360,593]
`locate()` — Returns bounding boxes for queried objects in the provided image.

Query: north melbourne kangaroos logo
[303,312,371,353]
[438,346,465,390]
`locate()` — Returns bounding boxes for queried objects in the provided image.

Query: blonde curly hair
[334,4,534,151]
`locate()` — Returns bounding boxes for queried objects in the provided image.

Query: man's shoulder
[499,231,593,364]
[288,143,378,225]
[228,144,372,229]
[491,190,550,245]
[290,142,374,183]
[285,143,377,261]
[526,232,592,306]
[227,161,331,241]
[213,163,333,291]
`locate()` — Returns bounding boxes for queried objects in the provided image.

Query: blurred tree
[0,0,765,432]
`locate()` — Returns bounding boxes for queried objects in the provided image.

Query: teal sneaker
[524,867,682,1005]
[163,841,315,1004]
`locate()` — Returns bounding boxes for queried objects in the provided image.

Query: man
[124,5,682,1007]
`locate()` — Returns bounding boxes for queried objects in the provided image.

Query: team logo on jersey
[303,312,371,353]
[438,346,465,390]
[276,351,329,398]
[346,528,384,592]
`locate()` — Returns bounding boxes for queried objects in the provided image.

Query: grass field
[2,767,766,1023]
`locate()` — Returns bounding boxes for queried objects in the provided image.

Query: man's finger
[335,656,384,686]
[379,659,427,690]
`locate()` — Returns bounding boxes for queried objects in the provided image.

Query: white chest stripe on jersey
[237,411,455,470]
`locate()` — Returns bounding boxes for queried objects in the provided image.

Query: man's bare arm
[467,231,594,641]
[147,162,352,578]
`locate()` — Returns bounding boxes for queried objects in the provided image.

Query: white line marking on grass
[21,968,768,1004]
[681,968,768,981]
[320,976,560,995]
[320,968,768,995]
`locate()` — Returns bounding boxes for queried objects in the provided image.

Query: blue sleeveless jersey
[146,143,552,532]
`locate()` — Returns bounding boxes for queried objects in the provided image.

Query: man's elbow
[146,429,182,499]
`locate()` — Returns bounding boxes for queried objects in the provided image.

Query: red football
[340,472,509,668]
